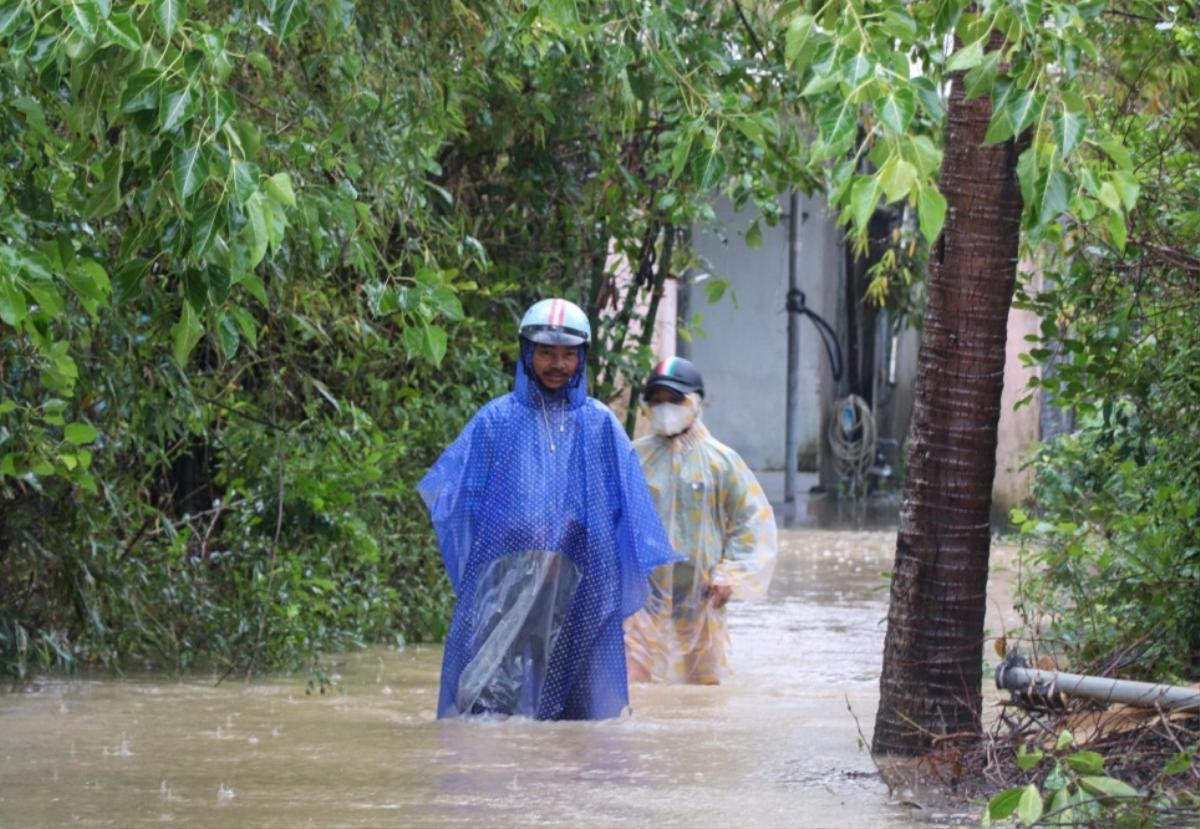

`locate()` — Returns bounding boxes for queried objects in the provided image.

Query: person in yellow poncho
[624,357,778,685]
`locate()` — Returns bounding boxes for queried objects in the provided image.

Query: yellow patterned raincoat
[624,416,778,684]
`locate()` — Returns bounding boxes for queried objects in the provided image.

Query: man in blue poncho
[418,298,680,720]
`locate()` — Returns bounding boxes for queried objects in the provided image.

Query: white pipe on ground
[997,663,1200,711]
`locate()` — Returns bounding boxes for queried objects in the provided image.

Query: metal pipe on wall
[785,191,802,503]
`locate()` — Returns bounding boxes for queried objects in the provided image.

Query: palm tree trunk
[872,44,1025,756]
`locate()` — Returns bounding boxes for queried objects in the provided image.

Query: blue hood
[514,339,588,410]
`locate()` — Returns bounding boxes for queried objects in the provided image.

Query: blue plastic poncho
[418,341,680,720]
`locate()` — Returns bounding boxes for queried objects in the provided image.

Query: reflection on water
[0,530,933,828]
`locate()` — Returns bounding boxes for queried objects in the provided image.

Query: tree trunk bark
[871,48,1024,756]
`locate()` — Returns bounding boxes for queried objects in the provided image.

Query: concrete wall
[992,292,1042,515]
[686,193,842,470]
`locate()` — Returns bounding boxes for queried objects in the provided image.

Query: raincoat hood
[515,339,588,410]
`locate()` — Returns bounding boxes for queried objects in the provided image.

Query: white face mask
[649,399,697,436]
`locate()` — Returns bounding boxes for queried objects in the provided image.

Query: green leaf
[104,12,142,49]
[210,262,236,305]
[538,0,575,29]
[1018,744,1045,770]
[244,192,268,267]
[160,86,194,132]
[917,184,947,244]
[1008,90,1044,135]
[404,321,447,364]
[881,8,917,41]
[1098,181,1123,215]
[1036,168,1070,225]
[113,259,149,304]
[261,198,287,251]
[232,161,260,204]
[66,0,101,39]
[815,99,857,156]
[946,38,984,72]
[693,148,726,192]
[190,201,222,258]
[217,312,239,359]
[424,322,448,364]
[1078,775,1140,799]
[670,126,695,181]
[64,422,99,445]
[170,302,203,366]
[75,258,111,297]
[785,14,814,68]
[745,220,763,249]
[1162,752,1193,776]
[231,306,258,347]
[0,277,28,326]
[1106,210,1127,252]
[983,107,1015,146]
[415,265,443,287]
[155,0,183,39]
[173,144,208,202]
[82,151,123,219]
[1064,751,1104,775]
[1110,170,1139,212]
[850,175,882,231]
[1017,145,1039,206]
[733,116,765,147]
[912,77,944,120]
[1046,786,1071,823]
[273,0,308,41]
[264,172,297,208]
[213,89,235,131]
[963,49,1002,100]
[1060,89,1087,113]
[1016,784,1043,826]
[1053,110,1086,158]
[429,285,464,321]
[121,68,161,113]
[987,787,1025,820]
[0,2,30,38]
[240,272,268,306]
[801,71,841,97]
[1098,138,1132,170]
[182,268,207,311]
[909,135,943,176]
[704,277,728,304]
[846,52,872,83]
[878,86,916,133]
[879,157,917,203]
[1018,0,1043,29]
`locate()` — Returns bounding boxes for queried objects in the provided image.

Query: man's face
[646,387,685,406]
[532,344,580,390]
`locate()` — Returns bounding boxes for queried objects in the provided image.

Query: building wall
[992,290,1043,515]
[686,193,842,471]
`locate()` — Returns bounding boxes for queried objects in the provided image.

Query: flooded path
[0,529,943,828]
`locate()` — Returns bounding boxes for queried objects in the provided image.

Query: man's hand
[708,584,733,609]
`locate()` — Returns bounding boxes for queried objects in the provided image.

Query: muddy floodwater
[0,529,977,828]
